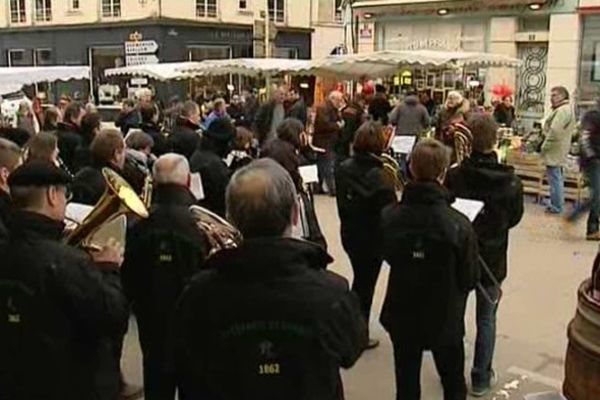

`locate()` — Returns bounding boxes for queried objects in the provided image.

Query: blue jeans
[546,166,564,213]
[471,285,501,387]
[567,160,600,234]
[317,151,336,195]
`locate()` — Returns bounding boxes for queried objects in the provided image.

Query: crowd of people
[0,82,533,400]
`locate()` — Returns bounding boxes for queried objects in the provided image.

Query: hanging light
[437,8,449,16]
[363,13,373,19]
[528,3,542,10]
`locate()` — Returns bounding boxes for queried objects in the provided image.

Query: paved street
[122,195,592,399]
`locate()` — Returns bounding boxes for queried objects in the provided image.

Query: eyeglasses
[51,185,73,202]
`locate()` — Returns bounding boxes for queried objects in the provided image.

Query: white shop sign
[125,40,159,55]
[126,54,159,66]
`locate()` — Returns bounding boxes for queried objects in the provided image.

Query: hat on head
[205,117,236,143]
[8,161,72,188]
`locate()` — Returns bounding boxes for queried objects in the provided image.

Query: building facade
[342,0,582,125]
[0,0,315,101]
[311,0,345,59]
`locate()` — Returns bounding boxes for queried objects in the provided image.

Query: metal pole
[264,0,271,96]
[265,0,270,58]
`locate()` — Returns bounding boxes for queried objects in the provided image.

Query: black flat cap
[8,161,72,187]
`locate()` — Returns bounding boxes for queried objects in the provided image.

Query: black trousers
[138,318,178,400]
[346,245,383,334]
[391,337,467,400]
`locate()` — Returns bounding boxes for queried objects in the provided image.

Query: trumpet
[189,205,242,258]
[65,168,149,250]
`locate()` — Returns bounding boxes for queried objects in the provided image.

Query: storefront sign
[125,40,159,55]
[125,54,159,66]
[360,25,372,39]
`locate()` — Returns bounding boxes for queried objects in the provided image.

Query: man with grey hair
[175,158,367,399]
[254,87,287,145]
[123,153,208,400]
[541,85,575,214]
[170,101,202,160]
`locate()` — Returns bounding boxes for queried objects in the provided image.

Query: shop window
[8,49,33,67]
[10,0,26,23]
[102,0,121,18]
[273,47,298,59]
[519,16,550,32]
[91,46,125,105]
[35,49,53,66]
[196,0,218,18]
[188,45,231,61]
[35,0,52,22]
[334,0,342,23]
[268,0,284,23]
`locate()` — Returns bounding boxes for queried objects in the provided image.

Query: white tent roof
[0,66,90,96]
[178,58,313,78]
[104,62,198,81]
[296,50,522,78]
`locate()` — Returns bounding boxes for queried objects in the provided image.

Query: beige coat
[541,102,575,167]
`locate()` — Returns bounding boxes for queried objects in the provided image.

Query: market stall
[104,62,198,81]
[176,58,312,78]
[296,50,521,79]
[0,65,90,97]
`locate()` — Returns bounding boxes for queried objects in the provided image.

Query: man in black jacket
[56,101,86,172]
[445,114,524,397]
[123,154,208,400]
[175,159,367,400]
[72,129,126,206]
[0,138,22,247]
[170,101,201,160]
[381,138,479,400]
[0,161,128,400]
[189,117,235,217]
[140,103,171,157]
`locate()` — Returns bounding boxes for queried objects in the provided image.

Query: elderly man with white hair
[313,90,345,196]
[122,153,209,400]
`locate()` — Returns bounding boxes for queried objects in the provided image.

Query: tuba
[189,205,242,258]
[66,168,149,250]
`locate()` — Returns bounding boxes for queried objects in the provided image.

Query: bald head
[226,159,297,238]
[153,153,190,186]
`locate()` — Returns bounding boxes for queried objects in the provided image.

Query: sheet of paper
[190,172,205,201]
[451,198,484,222]
[299,164,319,184]
[391,135,416,154]
[65,203,94,224]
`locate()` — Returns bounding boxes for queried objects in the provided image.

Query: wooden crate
[505,151,587,203]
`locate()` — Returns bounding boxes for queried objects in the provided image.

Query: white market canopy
[177,58,313,78]
[104,62,199,81]
[296,50,522,79]
[0,66,90,96]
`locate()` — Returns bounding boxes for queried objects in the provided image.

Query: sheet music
[451,198,485,222]
[391,136,417,154]
[190,173,205,201]
[65,203,94,224]
[299,164,319,184]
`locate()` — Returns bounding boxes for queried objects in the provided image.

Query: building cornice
[0,17,314,34]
